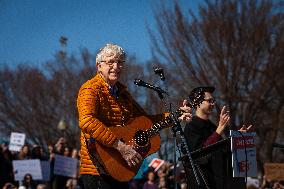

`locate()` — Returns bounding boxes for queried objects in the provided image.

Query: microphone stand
[168,111,202,188]
[153,69,178,189]
[158,94,202,188]
[134,74,203,188]
[151,82,202,189]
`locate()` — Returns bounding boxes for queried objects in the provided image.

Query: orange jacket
[77,74,164,175]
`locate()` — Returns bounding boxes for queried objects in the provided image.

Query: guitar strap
[83,133,109,175]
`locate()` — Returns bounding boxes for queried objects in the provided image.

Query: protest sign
[264,163,284,180]
[148,158,165,172]
[13,159,42,180]
[9,132,25,152]
[54,154,78,178]
[230,131,257,177]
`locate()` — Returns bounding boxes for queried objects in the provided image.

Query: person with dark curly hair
[184,86,252,189]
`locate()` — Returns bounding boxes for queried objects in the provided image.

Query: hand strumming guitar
[113,140,142,167]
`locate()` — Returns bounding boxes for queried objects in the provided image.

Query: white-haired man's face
[97,53,124,86]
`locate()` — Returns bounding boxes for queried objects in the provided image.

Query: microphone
[134,79,168,95]
[154,67,165,81]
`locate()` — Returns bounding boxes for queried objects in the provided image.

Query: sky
[0,0,199,67]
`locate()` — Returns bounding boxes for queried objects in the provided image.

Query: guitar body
[95,116,161,181]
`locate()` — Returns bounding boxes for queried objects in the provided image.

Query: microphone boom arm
[134,79,169,98]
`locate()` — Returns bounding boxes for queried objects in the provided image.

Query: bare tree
[0,38,151,152]
[0,65,63,147]
[150,0,284,171]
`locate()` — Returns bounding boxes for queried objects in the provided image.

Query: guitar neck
[146,116,172,138]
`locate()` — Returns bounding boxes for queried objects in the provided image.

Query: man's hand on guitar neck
[113,140,142,167]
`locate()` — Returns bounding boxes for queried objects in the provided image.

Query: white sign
[230,131,257,177]
[9,132,26,152]
[54,154,78,178]
[13,159,43,181]
[148,158,165,172]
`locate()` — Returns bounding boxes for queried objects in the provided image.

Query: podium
[180,138,246,189]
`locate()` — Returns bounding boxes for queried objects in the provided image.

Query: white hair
[96,43,126,64]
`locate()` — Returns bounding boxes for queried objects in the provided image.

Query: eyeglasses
[100,60,124,68]
[204,98,216,104]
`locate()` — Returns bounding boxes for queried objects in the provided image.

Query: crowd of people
[0,137,80,189]
[129,162,188,189]
[258,176,284,189]
[0,136,189,189]
[1,138,284,189]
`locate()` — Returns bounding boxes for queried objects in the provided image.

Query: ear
[96,63,102,72]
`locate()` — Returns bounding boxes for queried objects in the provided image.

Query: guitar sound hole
[134,130,149,146]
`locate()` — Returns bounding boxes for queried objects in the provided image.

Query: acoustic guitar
[92,115,174,181]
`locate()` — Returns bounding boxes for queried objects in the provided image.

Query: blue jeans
[80,174,129,189]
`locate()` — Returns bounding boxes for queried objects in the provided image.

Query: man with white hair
[77,44,192,189]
